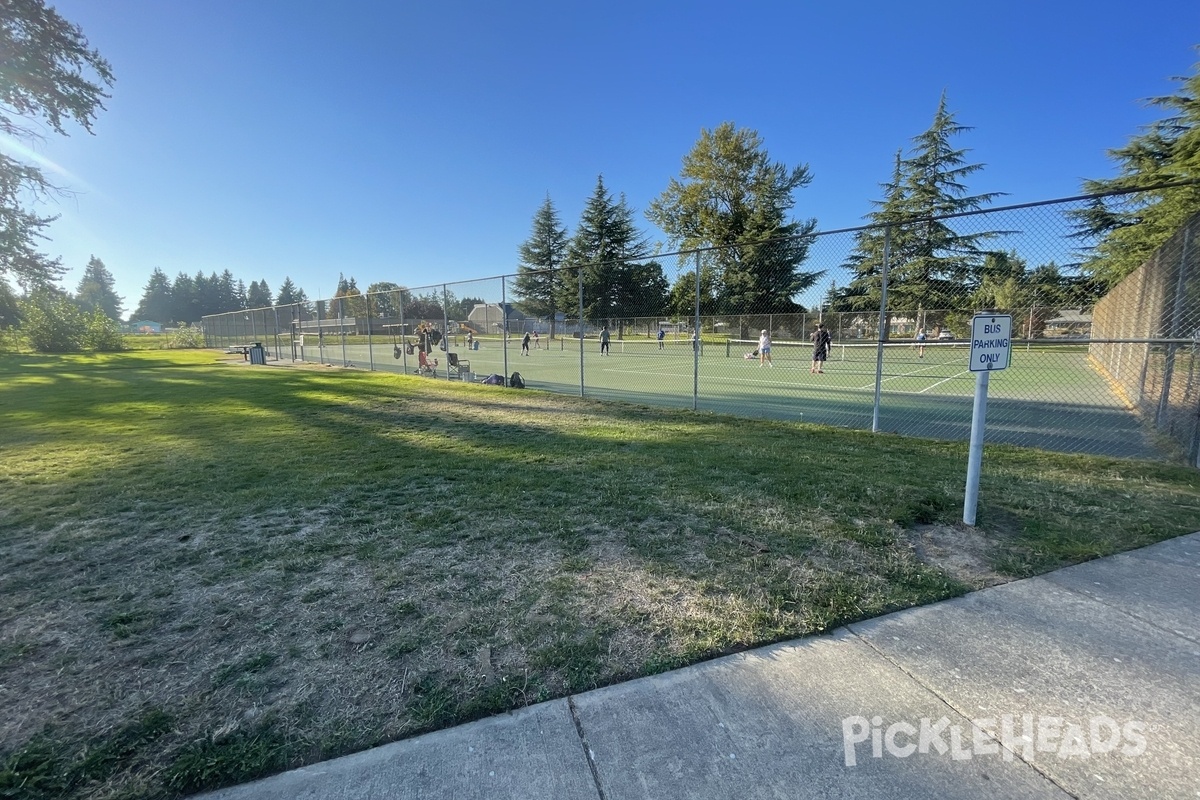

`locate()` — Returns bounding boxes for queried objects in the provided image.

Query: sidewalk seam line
[567,695,608,800]
[845,626,1081,800]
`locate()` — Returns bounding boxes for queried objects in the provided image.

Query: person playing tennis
[758,329,773,367]
[811,323,831,373]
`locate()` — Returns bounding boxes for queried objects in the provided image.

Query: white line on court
[916,369,971,393]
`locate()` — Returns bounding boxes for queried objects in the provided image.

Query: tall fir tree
[1073,53,1200,287]
[246,279,273,308]
[193,271,217,317]
[329,274,364,318]
[513,196,568,338]
[171,272,197,323]
[834,151,907,312]
[133,267,172,322]
[561,177,665,326]
[834,94,1002,317]
[74,255,123,319]
[276,277,302,306]
[216,270,237,311]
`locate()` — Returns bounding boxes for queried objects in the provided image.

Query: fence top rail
[192,180,1200,307]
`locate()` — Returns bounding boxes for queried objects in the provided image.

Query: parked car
[937,330,955,341]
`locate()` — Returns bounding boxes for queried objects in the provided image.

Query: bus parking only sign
[969,314,1012,372]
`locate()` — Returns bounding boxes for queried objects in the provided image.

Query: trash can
[472,340,479,351]
[249,342,266,365]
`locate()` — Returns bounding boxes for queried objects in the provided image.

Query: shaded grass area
[1,350,1198,799]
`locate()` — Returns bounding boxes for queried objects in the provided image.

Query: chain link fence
[1090,212,1200,463]
[203,191,1200,465]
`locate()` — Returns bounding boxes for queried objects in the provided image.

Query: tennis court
[297,335,1156,459]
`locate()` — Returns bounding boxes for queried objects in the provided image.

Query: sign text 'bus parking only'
[969,314,1012,372]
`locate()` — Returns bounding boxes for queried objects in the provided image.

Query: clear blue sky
[11,0,1199,316]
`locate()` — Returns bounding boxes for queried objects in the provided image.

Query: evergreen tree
[561,177,665,326]
[235,279,248,309]
[1073,53,1200,286]
[74,255,123,319]
[834,151,907,312]
[329,274,364,318]
[514,196,568,338]
[647,122,821,313]
[0,1,113,290]
[171,272,197,324]
[246,279,273,308]
[835,94,1002,316]
[133,268,172,322]
[276,277,302,306]
[217,270,238,311]
[193,271,218,317]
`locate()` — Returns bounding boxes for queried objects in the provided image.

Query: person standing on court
[758,329,773,367]
[915,328,927,358]
[811,322,831,373]
[599,326,611,356]
[521,331,531,356]
[657,327,666,350]
[533,331,540,349]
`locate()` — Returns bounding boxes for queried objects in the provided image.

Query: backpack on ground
[509,372,525,389]
[482,373,504,385]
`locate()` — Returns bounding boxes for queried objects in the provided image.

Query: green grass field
[3,349,1197,799]
[285,335,1155,459]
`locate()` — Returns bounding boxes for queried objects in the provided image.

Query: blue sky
[10,0,1199,316]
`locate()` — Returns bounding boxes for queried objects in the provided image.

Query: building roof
[1047,309,1092,324]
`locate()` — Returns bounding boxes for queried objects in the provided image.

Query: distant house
[466,303,525,333]
[1045,309,1092,337]
[129,320,163,334]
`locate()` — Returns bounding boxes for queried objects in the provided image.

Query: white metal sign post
[963,314,1012,526]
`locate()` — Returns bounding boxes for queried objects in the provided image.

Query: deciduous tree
[0,0,114,288]
[647,122,821,313]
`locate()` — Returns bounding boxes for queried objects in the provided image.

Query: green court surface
[294,337,1157,459]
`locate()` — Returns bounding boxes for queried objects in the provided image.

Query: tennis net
[724,338,970,364]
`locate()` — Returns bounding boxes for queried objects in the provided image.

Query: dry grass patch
[1,351,1198,798]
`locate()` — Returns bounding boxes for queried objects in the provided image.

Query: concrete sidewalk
[200,533,1200,800]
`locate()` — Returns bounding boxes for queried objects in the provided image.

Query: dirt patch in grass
[905,523,1013,590]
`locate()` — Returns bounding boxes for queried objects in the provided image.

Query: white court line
[916,369,972,393]
[598,365,808,388]
[854,360,950,391]
[548,360,981,396]
[599,364,938,391]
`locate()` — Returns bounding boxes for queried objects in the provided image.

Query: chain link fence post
[872,226,892,433]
